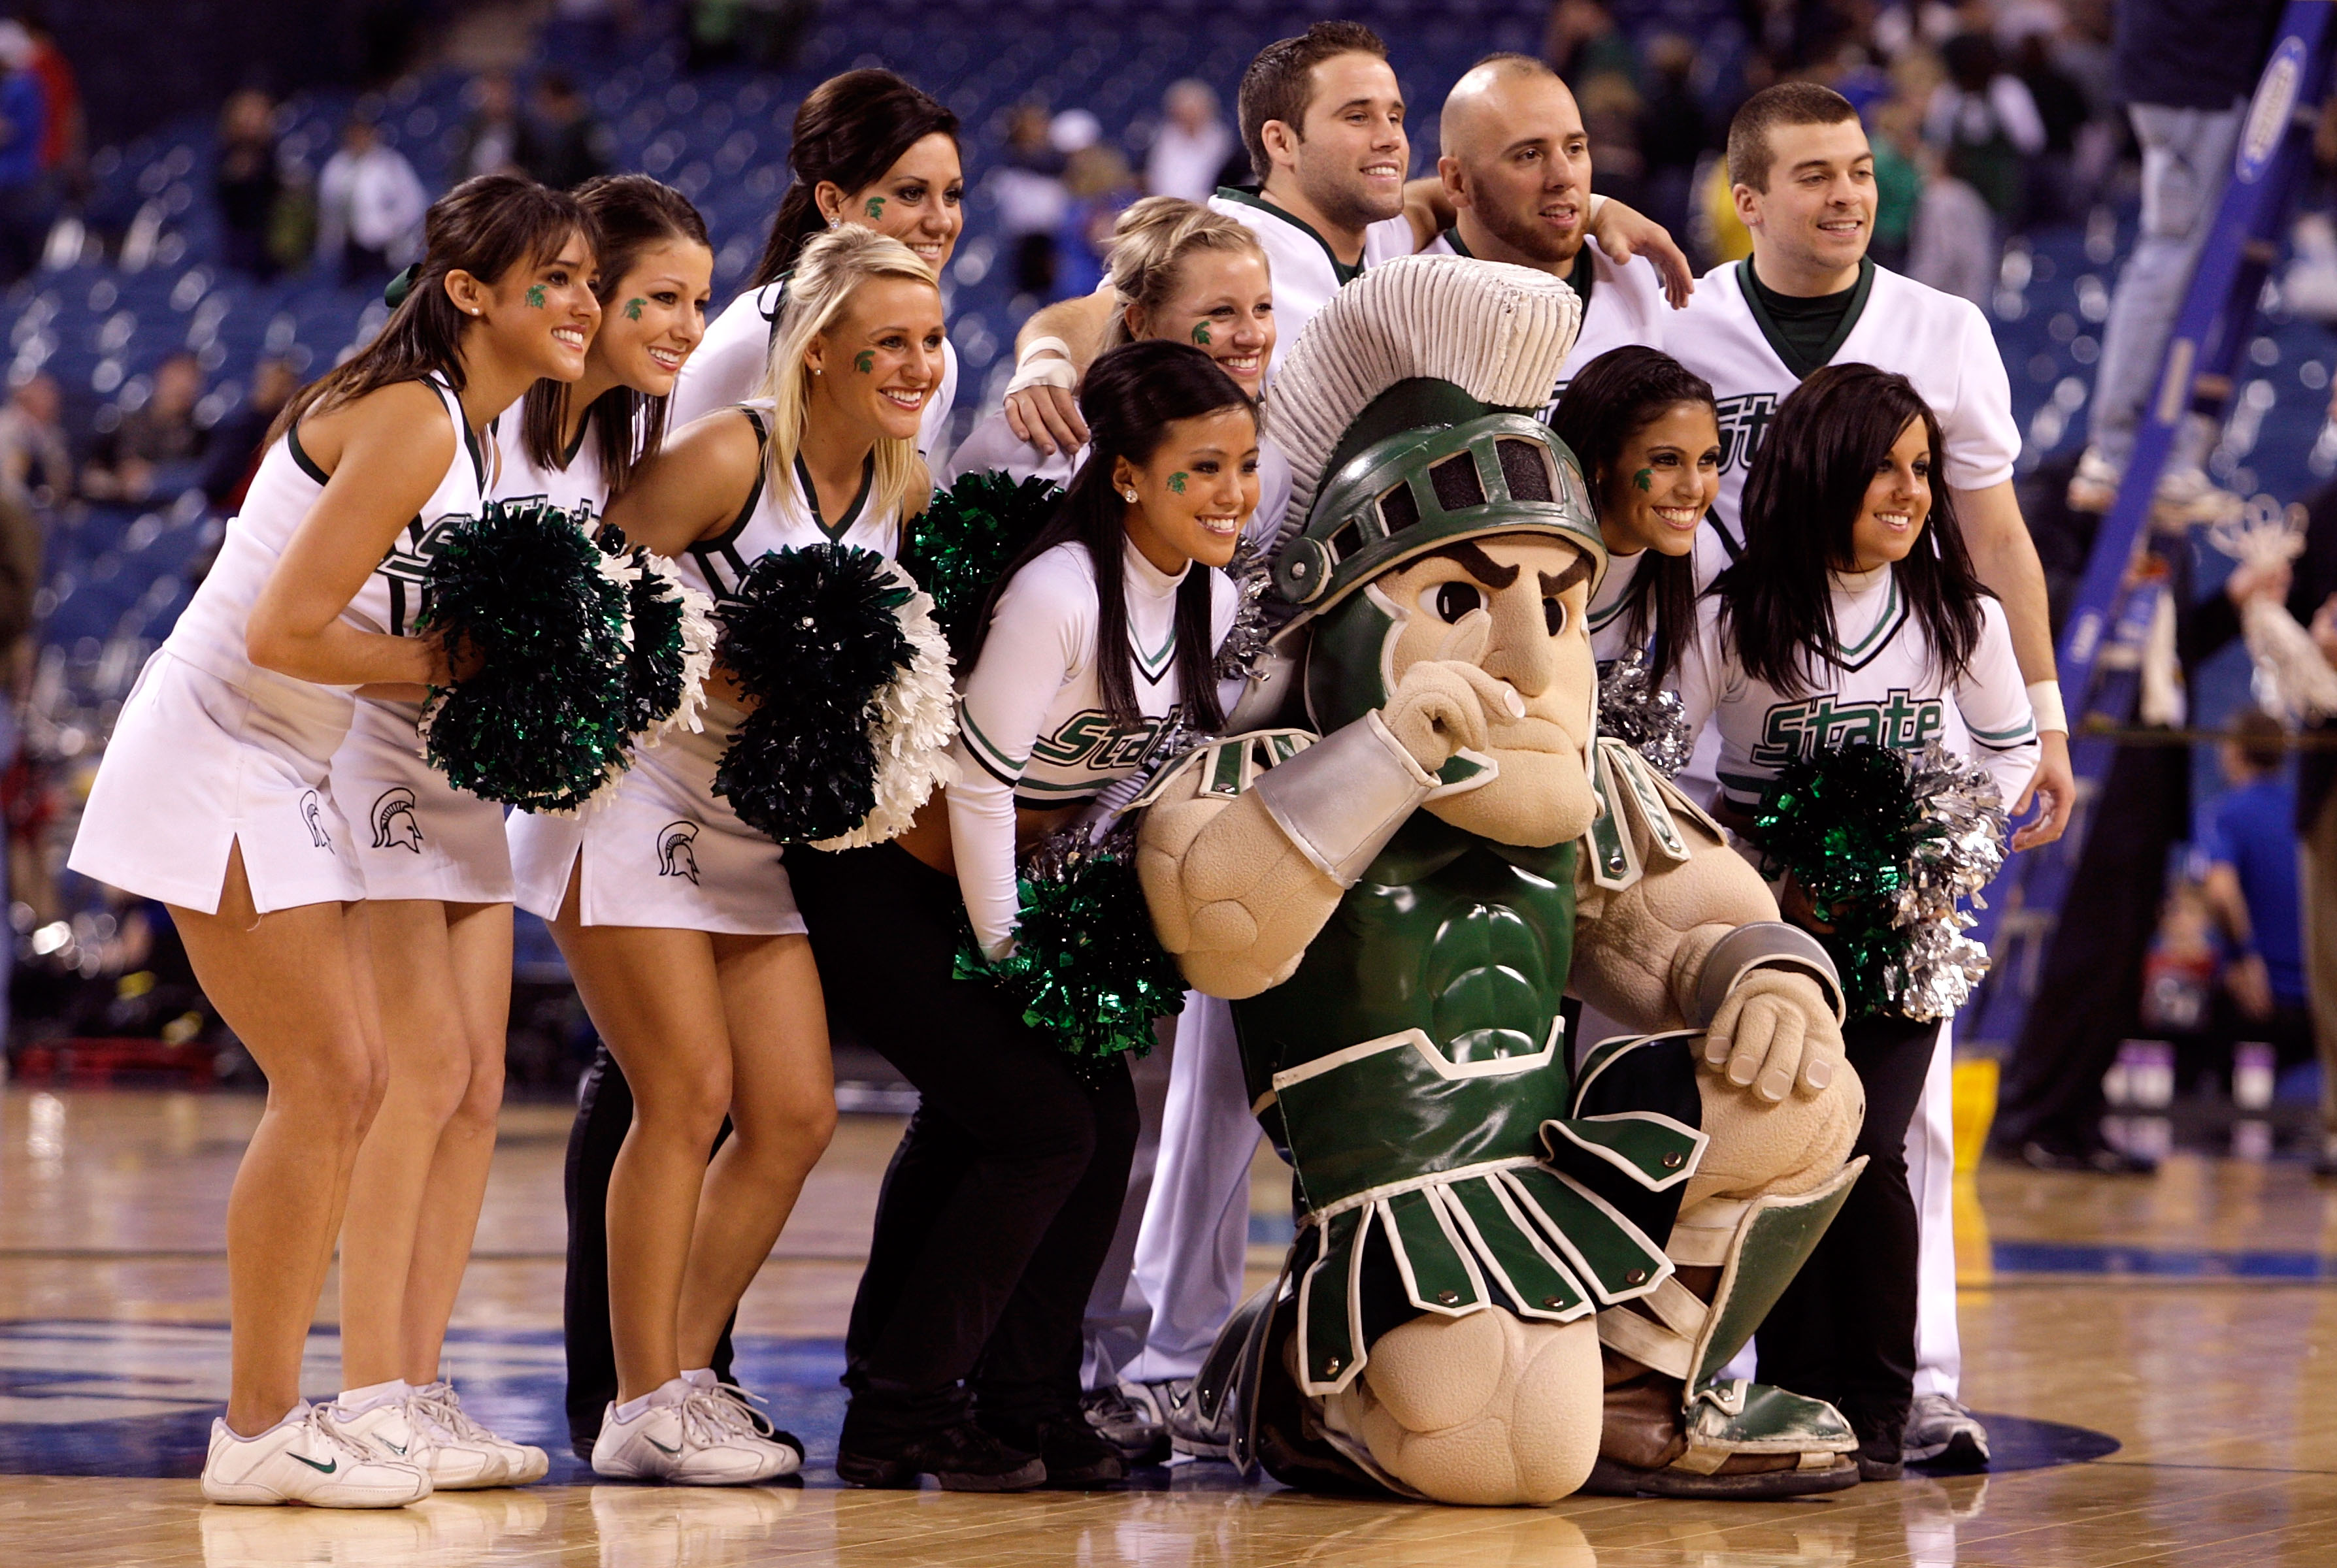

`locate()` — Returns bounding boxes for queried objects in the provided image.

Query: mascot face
[1313,529,1599,847]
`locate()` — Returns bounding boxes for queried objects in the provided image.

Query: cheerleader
[669,67,961,461]
[542,225,940,1484]
[785,340,1253,1492]
[66,174,596,1508]
[945,197,1291,537]
[1674,363,2038,1480]
[1546,345,1727,675]
[484,174,718,1460]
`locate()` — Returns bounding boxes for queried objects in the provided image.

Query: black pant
[787,842,1140,1433]
[561,1045,738,1448]
[1996,743,2190,1151]
[1753,1012,1940,1447]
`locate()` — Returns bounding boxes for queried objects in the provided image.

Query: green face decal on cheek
[525,284,547,309]
[623,297,645,321]
[864,195,886,220]
[1168,472,1188,493]
[1191,322,1212,346]
[853,350,875,374]
[1633,468,1653,493]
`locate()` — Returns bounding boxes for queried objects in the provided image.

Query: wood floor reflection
[4,1086,2334,1565]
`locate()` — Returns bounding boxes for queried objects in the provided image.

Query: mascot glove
[1378,612,1525,774]
[1702,968,1844,1105]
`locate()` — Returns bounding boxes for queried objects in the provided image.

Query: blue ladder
[1963,1,2337,1051]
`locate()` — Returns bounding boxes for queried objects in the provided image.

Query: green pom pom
[418,499,632,811]
[953,828,1186,1069]
[713,543,914,843]
[899,469,1063,655]
[1751,742,1936,1019]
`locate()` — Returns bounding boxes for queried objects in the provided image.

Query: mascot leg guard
[1584,1158,1866,1497]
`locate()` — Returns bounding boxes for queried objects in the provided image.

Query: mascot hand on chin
[1134,255,1868,1507]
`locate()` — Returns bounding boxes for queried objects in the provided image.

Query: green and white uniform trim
[948,538,1236,957]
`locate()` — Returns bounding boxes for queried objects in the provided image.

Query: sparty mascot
[1133,255,1870,1505]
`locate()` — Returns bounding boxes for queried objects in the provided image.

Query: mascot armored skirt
[1132,255,1870,1506]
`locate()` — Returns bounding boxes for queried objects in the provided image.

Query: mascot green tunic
[1135,256,1871,1505]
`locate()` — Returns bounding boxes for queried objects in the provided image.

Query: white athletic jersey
[670,277,959,461]
[1419,230,1672,416]
[1588,527,1730,664]
[675,400,902,606]
[490,410,610,521]
[1668,259,2019,555]
[1209,188,1416,378]
[939,408,1298,549]
[950,538,1236,955]
[1674,563,2040,815]
[165,373,483,685]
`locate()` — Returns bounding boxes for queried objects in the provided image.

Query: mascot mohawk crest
[1135,256,1872,1506]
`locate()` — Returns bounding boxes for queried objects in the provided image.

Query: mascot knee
[1683,1057,1866,1209]
[1331,1310,1602,1506]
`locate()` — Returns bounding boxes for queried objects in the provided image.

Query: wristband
[2025,680,2068,735]
[1587,192,1608,225]
[1004,336,1079,397]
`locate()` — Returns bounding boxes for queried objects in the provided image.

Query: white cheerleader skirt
[329,696,514,905]
[69,648,364,915]
[506,696,806,936]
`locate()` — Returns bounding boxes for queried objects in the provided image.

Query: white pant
[1081,993,1261,1388]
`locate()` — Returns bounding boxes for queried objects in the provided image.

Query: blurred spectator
[2011,24,2093,224]
[1635,35,1709,245]
[19,8,79,199]
[316,113,426,286]
[993,103,1069,300]
[684,0,821,73]
[83,353,208,504]
[1924,30,2046,229]
[1865,101,1924,273]
[454,71,537,182]
[201,357,297,512]
[1544,0,1636,89]
[1146,80,1234,204]
[0,371,67,503]
[0,22,47,287]
[1577,70,1646,210]
[2069,0,2283,515]
[1906,141,1994,305]
[2140,880,2219,1041]
[214,89,282,281]
[1059,128,1135,300]
[2200,709,2310,1066]
[526,72,614,191]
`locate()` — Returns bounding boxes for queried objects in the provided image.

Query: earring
[1121,489,1138,502]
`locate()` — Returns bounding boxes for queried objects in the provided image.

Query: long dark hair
[1717,363,1987,696]
[752,70,960,286]
[966,340,1255,730]
[270,174,590,444]
[1547,346,1715,683]
[520,175,710,495]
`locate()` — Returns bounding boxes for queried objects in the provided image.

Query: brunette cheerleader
[67,175,595,1508]
[538,225,942,1484]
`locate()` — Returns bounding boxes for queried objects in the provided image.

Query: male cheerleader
[1419,53,1673,408]
[1669,80,2070,1467]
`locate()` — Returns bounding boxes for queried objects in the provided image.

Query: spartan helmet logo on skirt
[299,790,331,851]
[656,820,701,885]
[369,787,424,853]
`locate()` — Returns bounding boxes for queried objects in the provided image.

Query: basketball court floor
[3,1085,2334,1565]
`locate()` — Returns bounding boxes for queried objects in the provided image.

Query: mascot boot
[1135,254,1868,1506]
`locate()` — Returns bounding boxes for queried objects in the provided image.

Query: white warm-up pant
[1082,994,1262,1388]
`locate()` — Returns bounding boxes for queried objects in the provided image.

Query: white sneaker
[200,1401,433,1508]
[2066,446,2120,514]
[591,1385,794,1485]
[408,1380,550,1487]
[331,1395,497,1490]
[684,1375,803,1479]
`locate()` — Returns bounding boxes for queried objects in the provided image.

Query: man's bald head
[1436,53,1591,271]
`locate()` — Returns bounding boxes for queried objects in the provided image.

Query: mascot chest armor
[1133,255,1875,1506]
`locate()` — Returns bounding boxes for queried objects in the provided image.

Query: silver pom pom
[1881,743,2012,1022]
[1213,536,1277,685]
[1596,651,1696,778]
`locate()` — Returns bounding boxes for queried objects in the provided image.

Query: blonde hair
[1100,197,1269,353]
[757,225,940,535]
